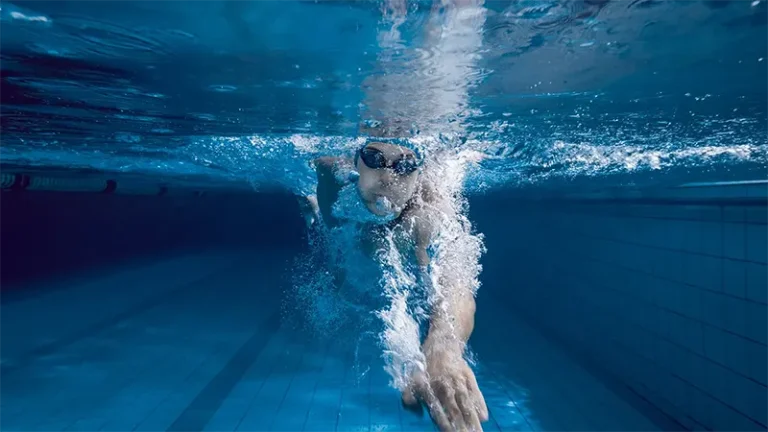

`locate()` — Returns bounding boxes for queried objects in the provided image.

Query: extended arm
[314,156,345,227]
[413,218,475,349]
[408,210,487,432]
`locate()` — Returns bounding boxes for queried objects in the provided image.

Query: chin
[365,204,390,216]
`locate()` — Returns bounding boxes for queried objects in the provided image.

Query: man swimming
[304,139,488,432]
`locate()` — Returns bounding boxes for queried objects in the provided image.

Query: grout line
[573,228,767,268]
[489,288,685,432]
[302,339,335,432]
[508,250,767,417]
[555,257,768,387]
[268,339,310,430]
[232,332,286,431]
[480,293,613,432]
[51,326,201,431]
[0,259,248,378]
[132,336,228,432]
[543,205,767,226]
[478,364,533,432]
[335,344,353,432]
[575,253,768,347]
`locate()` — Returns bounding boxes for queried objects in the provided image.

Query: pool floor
[1,251,663,431]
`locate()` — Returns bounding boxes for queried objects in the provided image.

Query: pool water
[1,1,767,431]
[2,186,765,432]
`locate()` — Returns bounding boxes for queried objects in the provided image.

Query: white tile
[651,249,672,282]
[684,254,721,292]
[750,380,768,427]
[668,342,692,381]
[686,351,709,389]
[746,184,768,200]
[691,205,724,223]
[689,386,715,429]
[707,392,766,432]
[722,364,768,424]
[746,262,767,304]
[647,218,670,249]
[653,337,675,373]
[745,207,768,225]
[722,331,750,379]
[688,221,721,256]
[744,301,767,345]
[1,252,239,362]
[723,259,747,299]
[723,206,746,224]
[664,374,689,413]
[700,290,726,330]
[746,339,768,386]
[703,326,727,366]
[683,284,705,321]
[723,222,746,261]
[683,318,705,356]
[701,360,728,404]
[721,296,749,338]
[666,219,689,252]
[747,224,768,264]
[683,221,705,253]
[655,280,679,316]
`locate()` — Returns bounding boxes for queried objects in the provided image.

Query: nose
[380,170,396,185]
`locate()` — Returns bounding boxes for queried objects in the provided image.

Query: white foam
[375,148,487,390]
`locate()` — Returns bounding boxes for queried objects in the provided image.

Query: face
[355,142,420,217]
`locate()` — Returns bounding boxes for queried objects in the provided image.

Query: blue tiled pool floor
[1,251,664,431]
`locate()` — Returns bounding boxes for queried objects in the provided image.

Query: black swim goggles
[355,145,421,175]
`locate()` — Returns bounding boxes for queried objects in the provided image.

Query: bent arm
[314,156,344,227]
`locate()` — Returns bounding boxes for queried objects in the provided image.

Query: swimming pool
[1,1,766,431]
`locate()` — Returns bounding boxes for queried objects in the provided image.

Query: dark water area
[0,190,304,293]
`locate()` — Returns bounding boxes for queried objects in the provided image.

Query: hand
[402,342,488,432]
[296,194,320,228]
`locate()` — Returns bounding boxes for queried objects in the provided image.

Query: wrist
[423,325,465,357]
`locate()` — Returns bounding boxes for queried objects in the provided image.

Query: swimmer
[302,140,488,432]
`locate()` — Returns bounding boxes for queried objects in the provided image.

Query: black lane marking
[166,310,281,432]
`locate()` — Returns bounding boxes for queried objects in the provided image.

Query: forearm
[314,156,344,226]
[424,278,476,353]
[413,220,477,354]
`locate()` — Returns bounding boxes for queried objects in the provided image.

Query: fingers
[437,383,466,432]
[456,389,482,432]
[402,384,418,406]
[401,384,424,416]
[417,381,453,432]
[414,369,488,432]
[465,370,489,422]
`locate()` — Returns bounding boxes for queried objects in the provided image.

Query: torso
[315,156,435,265]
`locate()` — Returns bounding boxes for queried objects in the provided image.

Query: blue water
[2,0,766,191]
[1,1,767,432]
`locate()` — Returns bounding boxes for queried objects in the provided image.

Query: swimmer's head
[353,141,421,217]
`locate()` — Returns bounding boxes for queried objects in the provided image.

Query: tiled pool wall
[0,189,305,288]
[472,181,768,431]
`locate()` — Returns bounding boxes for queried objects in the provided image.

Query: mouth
[375,195,405,215]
